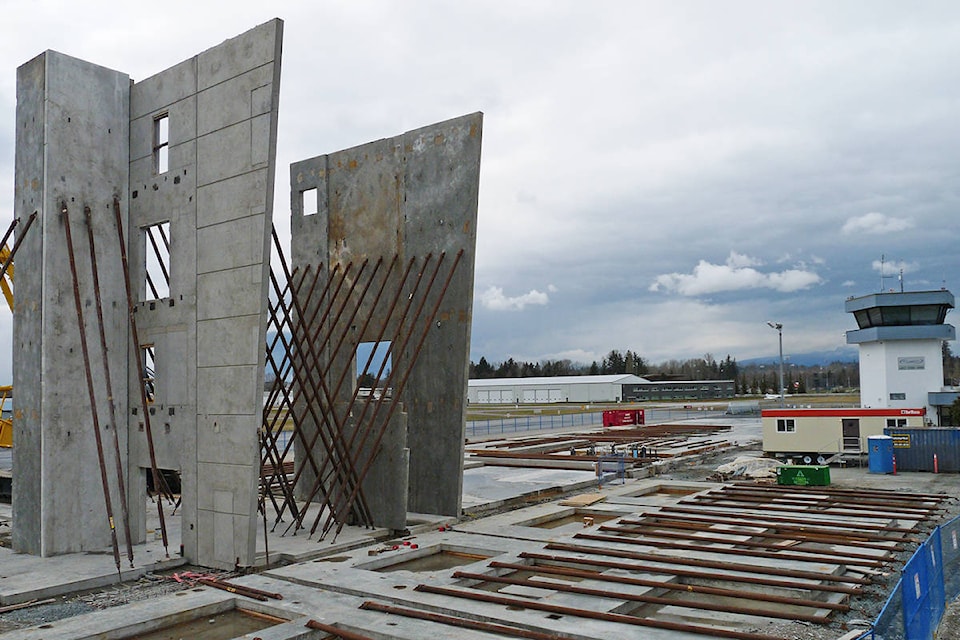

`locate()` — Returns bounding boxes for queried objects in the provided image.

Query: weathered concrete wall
[13,20,282,569]
[290,113,481,521]
[127,19,282,569]
[13,52,131,555]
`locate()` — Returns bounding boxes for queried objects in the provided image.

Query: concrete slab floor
[3,425,959,639]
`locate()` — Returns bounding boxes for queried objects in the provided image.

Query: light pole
[767,322,784,408]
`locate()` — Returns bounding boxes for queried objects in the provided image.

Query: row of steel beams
[346,484,945,637]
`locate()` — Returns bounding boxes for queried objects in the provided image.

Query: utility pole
[767,322,784,408]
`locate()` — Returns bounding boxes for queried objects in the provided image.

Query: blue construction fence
[860,514,960,640]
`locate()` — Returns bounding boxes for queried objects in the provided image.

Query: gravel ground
[0,568,227,633]
[936,597,960,639]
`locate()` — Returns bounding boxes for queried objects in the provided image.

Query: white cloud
[726,251,762,269]
[479,286,550,311]
[872,259,918,277]
[650,252,822,296]
[842,280,857,287]
[841,213,914,235]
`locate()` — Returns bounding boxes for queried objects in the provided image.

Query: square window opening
[301,187,318,216]
[142,222,171,301]
[356,341,392,398]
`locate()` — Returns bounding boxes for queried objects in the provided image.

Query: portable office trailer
[762,407,926,464]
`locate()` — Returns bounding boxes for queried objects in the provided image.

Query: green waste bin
[776,465,830,486]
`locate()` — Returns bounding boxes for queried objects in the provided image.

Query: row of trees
[470,348,865,396]
[470,350,741,382]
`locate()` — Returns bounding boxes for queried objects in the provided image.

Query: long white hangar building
[468,375,646,404]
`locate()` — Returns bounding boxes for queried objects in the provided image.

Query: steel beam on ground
[544,541,873,584]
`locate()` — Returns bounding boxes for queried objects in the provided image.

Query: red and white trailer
[762,407,926,465]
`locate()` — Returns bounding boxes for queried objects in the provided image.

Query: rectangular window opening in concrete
[154,114,169,174]
[142,222,170,300]
[357,341,392,397]
[142,344,156,403]
[301,187,318,216]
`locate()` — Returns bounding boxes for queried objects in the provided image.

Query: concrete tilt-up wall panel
[13,20,282,569]
[290,113,481,520]
[127,19,283,568]
[13,51,131,555]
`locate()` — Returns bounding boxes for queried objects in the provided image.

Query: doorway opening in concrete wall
[143,465,181,552]
[142,222,170,300]
[356,341,392,398]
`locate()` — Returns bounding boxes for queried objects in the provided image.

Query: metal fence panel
[871,578,904,640]
[927,528,945,630]
[941,516,960,601]
[902,531,943,640]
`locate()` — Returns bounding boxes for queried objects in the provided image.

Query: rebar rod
[544,541,873,584]
[518,551,862,594]
[487,561,850,611]
[415,584,789,640]
[574,532,885,567]
[454,570,832,623]
[314,253,445,538]
[359,601,573,640]
[293,256,421,535]
[111,197,169,556]
[62,201,122,578]
[83,205,134,568]
[0,211,37,288]
[326,250,463,541]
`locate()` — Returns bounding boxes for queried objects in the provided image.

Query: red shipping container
[603,409,644,427]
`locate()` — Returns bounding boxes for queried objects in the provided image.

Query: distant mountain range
[740,347,858,367]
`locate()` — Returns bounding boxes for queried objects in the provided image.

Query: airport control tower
[846,289,955,422]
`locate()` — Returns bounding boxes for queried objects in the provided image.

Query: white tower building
[846,290,954,423]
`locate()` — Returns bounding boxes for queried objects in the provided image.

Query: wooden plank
[559,493,606,507]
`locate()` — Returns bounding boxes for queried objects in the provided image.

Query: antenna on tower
[899,267,904,293]
[879,254,885,292]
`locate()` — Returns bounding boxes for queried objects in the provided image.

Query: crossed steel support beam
[259,232,462,540]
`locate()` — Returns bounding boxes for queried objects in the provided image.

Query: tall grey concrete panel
[13,52,131,555]
[13,20,282,569]
[126,19,283,569]
[290,113,481,521]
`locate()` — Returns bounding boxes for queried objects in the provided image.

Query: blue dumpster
[868,435,895,474]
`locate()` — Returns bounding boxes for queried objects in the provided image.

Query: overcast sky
[1,1,958,382]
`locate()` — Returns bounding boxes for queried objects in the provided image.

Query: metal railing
[464,407,730,438]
